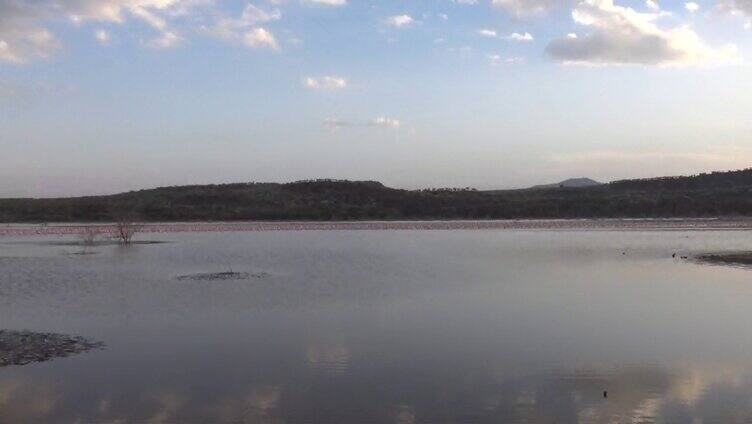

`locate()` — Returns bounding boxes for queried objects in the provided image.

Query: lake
[2,228,752,423]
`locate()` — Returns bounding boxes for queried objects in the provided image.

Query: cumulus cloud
[0,1,63,63]
[199,4,281,50]
[0,28,60,64]
[685,2,699,12]
[201,4,281,39]
[717,1,752,30]
[491,0,567,15]
[718,0,752,16]
[0,0,208,63]
[385,15,414,28]
[303,75,348,90]
[242,4,283,24]
[146,30,181,49]
[505,32,534,41]
[546,0,738,66]
[243,27,278,50]
[478,29,533,41]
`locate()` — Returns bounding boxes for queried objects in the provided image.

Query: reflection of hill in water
[306,343,351,375]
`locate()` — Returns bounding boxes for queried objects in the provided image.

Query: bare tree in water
[113,219,141,245]
[79,227,101,246]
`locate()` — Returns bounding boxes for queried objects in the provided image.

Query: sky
[1,0,752,197]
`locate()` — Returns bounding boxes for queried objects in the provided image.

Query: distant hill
[3,169,752,222]
[530,178,602,190]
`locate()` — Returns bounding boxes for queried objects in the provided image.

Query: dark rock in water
[176,271,270,281]
[695,252,752,266]
[0,330,104,368]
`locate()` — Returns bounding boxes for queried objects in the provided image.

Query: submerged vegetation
[176,271,271,281]
[3,168,752,222]
[0,330,104,367]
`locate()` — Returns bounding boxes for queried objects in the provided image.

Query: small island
[0,330,104,367]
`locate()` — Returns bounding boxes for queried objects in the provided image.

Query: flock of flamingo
[1,218,750,237]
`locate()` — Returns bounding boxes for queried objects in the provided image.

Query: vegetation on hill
[2,169,752,222]
[530,178,602,190]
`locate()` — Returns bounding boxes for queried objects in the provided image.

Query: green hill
[2,168,752,222]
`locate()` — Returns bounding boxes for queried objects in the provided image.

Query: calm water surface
[2,230,752,423]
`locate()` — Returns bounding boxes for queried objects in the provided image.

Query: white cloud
[718,0,752,16]
[303,76,348,90]
[452,0,478,4]
[646,0,660,10]
[479,29,533,41]
[146,30,181,49]
[491,0,567,15]
[0,0,207,62]
[302,0,347,5]
[385,15,414,28]
[718,1,752,30]
[371,117,401,128]
[199,4,281,50]
[685,2,700,12]
[505,32,534,41]
[201,4,281,40]
[94,28,110,44]
[323,118,349,131]
[487,53,524,65]
[546,0,738,66]
[323,117,402,131]
[243,27,278,50]
[242,4,282,25]
[0,28,60,64]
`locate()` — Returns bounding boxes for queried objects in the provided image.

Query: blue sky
[1,0,751,197]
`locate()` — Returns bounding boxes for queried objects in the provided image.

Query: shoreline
[4,218,752,237]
